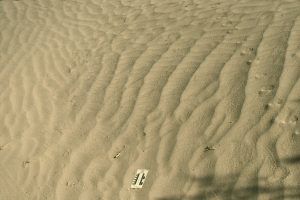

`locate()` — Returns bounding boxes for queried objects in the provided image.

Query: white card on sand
[131,169,149,189]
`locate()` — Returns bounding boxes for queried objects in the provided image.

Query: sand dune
[1,0,300,199]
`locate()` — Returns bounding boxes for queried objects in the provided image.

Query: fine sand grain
[1,0,300,199]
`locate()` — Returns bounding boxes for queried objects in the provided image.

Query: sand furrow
[98,37,200,198]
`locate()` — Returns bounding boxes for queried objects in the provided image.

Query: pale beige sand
[1,0,300,199]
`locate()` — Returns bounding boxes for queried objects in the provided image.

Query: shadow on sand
[157,168,300,200]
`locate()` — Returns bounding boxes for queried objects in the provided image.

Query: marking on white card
[131,169,149,189]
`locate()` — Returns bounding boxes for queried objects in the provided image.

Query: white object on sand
[131,169,149,189]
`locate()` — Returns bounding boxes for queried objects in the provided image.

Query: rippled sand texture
[1,0,300,199]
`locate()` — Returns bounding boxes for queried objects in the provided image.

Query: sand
[1,0,300,199]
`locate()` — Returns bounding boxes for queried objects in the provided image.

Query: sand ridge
[1,0,300,199]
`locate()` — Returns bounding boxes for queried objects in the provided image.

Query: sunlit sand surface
[1,0,300,199]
